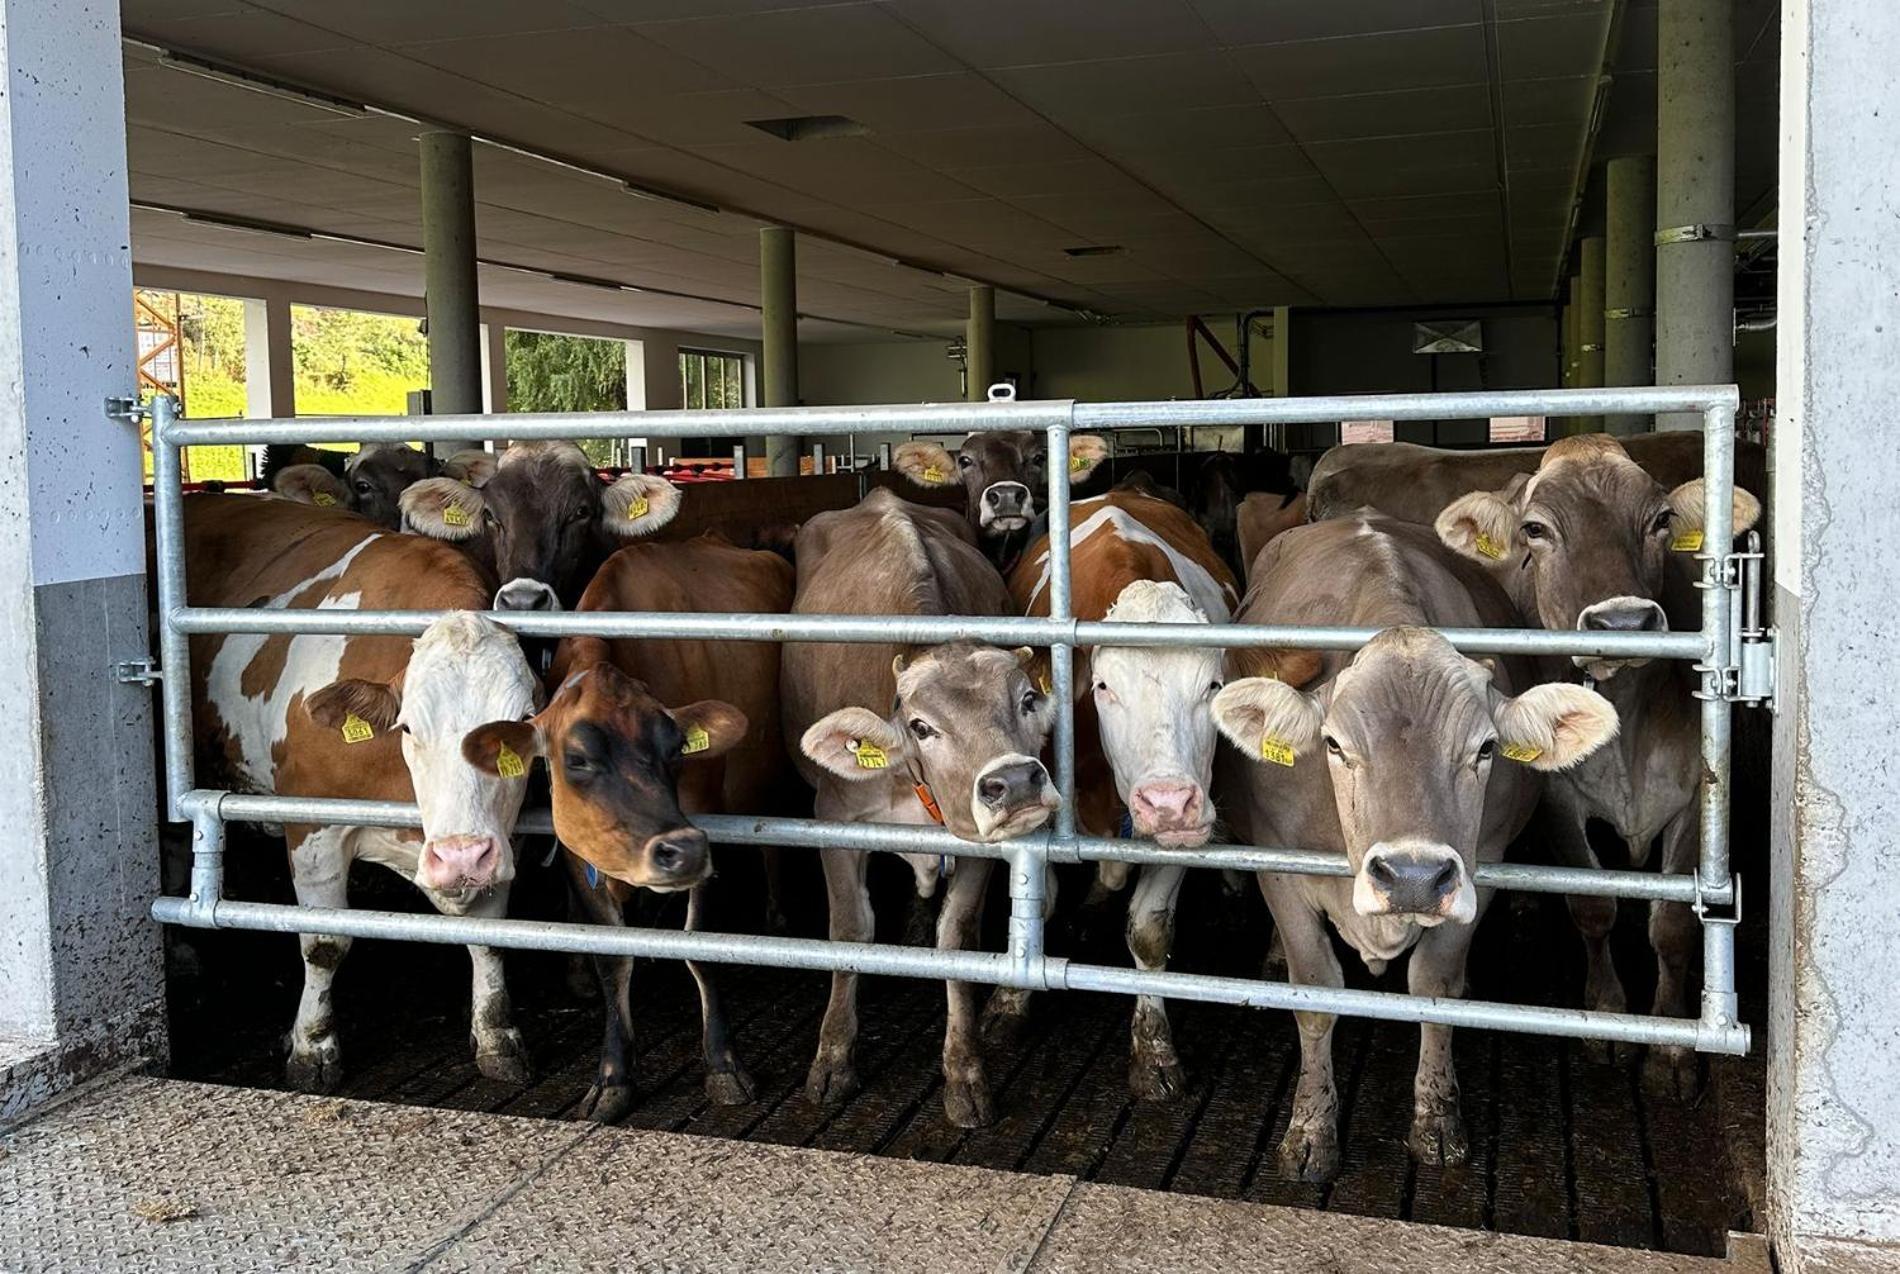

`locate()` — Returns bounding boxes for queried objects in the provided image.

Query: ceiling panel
[1229,26,1490,100]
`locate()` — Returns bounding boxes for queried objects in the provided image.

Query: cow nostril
[1367,857,1397,887]
[1585,606,1663,632]
[652,841,683,872]
[979,776,1009,806]
[1430,861,1460,895]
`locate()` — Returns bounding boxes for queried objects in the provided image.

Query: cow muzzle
[1353,841,1475,925]
[979,481,1033,534]
[1128,777,1210,847]
[1574,596,1665,679]
[637,828,711,892]
[971,754,1059,841]
[416,834,506,895]
[494,578,562,612]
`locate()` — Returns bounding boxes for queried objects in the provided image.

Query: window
[680,349,746,410]
[1489,415,1547,444]
[1340,419,1395,445]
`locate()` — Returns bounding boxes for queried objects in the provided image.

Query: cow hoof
[943,1077,995,1129]
[475,1030,532,1086]
[1643,1046,1701,1101]
[705,1066,757,1106]
[285,1040,342,1094]
[1278,1123,1340,1184]
[805,1056,860,1107]
[1408,1109,1468,1166]
[1129,1055,1186,1103]
[575,1082,636,1123]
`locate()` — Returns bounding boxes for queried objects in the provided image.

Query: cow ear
[462,719,545,777]
[441,449,497,488]
[668,699,748,762]
[894,441,957,488]
[1667,478,1761,545]
[1436,489,1520,564]
[1227,646,1325,690]
[1066,434,1109,482]
[1493,682,1619,771]
[306,679,402,734]
[401,477,486,541]
[1212,677,1323,765]
[602,474,680,538]
[800,707,907,781]
[274,463,351,510]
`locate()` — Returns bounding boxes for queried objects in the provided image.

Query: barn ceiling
[119,0,1780,341]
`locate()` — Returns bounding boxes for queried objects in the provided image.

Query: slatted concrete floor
[166,858,1759,1261]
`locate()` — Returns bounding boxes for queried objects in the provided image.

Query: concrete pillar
[760,226,799,476]
[640,335,682,412]
[1605,155,1658,434]
[242,295,294,418]
[420,130,482,452]
[1575,235,1606,432]
[0,0,166,1114]
[1654,0,1734,431]
[1770,3,1900,1267]
[480,319,508,416]
[966,285,994,402]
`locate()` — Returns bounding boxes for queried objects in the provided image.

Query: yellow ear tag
[850,739,889,770]
[495,742,526,779]
[312,492,337,508]
[442,502,470,528]
[1069,453,1087,474]
[1037,673,1051,694]
[1670,530,1704,553]
[1500,742,1543,764]
[922,464,945,484]
[626,493,650,520]
[340,713,375,745]
[1474,532,1505,560]
[1259,737,1296,768]
[682,724,710,755]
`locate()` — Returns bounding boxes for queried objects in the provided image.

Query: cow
[266,443,452,529]
[784,487,1059,1127]
[1006,486,1239,1100]
[1192,451,1245,577]
[500,533,795,1120]
[890,429,1109,570]
[1213,514,1619,1182]
[184,494,542,1091]
[1236,491,1309,584]
[1433,432,1760,1096]
[400,441,679,610]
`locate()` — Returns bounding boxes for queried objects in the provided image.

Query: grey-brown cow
[784,487,1060,1128]
[1214,515,1618,1182]
[1435,432,1759,1097]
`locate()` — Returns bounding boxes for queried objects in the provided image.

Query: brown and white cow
[1214,515,1619,1182]
[269,443,448,529]
[1005,487,1238,1099]
[401,441,679,611]
[892,429,1109,568]
[502,533,795,1120]
[185,494,542,1091]
[784,487,1059,1127]
[1434,433,1760,1096]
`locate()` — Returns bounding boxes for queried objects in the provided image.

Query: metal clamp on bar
[114,657,162,686]
[1692,874,1743,928]
[1655,223,1735,245]
[104,394,150,422]
[1729,532,1775,707]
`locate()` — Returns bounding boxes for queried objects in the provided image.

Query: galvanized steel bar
[1073,384,1735,431]
[1698,402,1741,1032]
[150,394,195,820]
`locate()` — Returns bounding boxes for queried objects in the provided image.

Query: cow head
[801,644,1059,843]
[1089,580,1222,847]
[1214,627,1617,926]
[401,441,679,610]
[274,445,437,529]
[463,660,745,892]
[1435,434,1760,679]
[895,430,1108,542]
[304,612,540,910]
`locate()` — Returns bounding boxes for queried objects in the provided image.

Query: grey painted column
[966,285,995,401]
[0,0,166,1114]
[760,226,799,476]
[1605,155,1658,434]
[1576,235,1607,432]
[480,319,508,415]
[1654,0,1734,431]
[1771,4,1900,1267]
[420,130,482,453]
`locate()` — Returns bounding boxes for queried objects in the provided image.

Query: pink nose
[1129,781,1204,834]
[417,835,501,891]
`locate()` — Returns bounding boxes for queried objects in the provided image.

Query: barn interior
[42,0,1792,1264]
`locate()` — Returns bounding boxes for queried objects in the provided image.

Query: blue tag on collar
[585,860,600,890]
[938,854,952,879]
[1119,810,1134,839]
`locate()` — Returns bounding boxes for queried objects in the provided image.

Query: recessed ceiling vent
[1063,245,1124,258]
[745,115,871,142]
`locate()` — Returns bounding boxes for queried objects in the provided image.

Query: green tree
[506,330,629,463]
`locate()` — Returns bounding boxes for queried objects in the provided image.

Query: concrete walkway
[0,1077,1768,1273]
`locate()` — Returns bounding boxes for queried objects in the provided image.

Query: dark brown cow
[891,429,1108,567]
[268,443,444,529]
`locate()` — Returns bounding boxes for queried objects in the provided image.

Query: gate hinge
[115,657,162,687]
[1727,531,1775,708]
[104,395,150,423]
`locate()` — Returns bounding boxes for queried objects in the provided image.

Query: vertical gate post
[1771,1,1900,1267]
[0,0,167,1113]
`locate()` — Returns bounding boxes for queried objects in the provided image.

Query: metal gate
[127,383,1754,1057]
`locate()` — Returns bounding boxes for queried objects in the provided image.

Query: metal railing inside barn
[133,383,1753,1057]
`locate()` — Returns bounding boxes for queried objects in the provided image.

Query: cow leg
[285,826,352,1093]
[981,864,1057,1045]
[1407,923,1475,1166]
[1645,811,1703,1100]
[462,885,530,1085]
[761,846,789,935]
[686,881,756,1105]
[1544,803,1628,1059]
[902,854,941,948]
[1263,877,1343,1184]
[939,857,997,1128]
[1127,864,1188,1101]
[566,865,638,1122]
[807,847,872,1106]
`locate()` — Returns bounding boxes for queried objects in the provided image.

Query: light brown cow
[1236,490,1309,583]
[784,487,1058,1127]
[1435,433,1760,1096]
[185,495,541,1091]
[1214,514,1618,1182]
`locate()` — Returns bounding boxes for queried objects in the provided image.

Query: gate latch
[115,658,162,687]
[1727,532,1775,708]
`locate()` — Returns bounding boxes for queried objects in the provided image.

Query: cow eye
[957,454,973,469]
[354,479,374,495]
[563,751,594,773]
[567,508,592,526]
[1206,680,1224,696]
[1521,520,1549,541]
[1019,690,1040,715]
[1477,739,1497,762]
[1650,510,1674,534]
[908,718,935,741]
[1323,735,1343,756]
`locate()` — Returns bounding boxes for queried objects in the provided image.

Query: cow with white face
[893,429,1109,569]
[1007,486,1238,1099]
[1215,515,1618,1182]
[186,494,541,1092]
